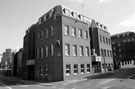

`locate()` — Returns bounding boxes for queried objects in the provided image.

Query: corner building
[35,5,92,82]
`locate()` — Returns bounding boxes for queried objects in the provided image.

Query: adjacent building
[111,31,135,69]
[89,20,114,73]
[22,25,36,80]
[0,49,16,76]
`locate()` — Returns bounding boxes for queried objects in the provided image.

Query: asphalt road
[0,68,135,89]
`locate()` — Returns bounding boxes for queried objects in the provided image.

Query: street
[0,68,135,89]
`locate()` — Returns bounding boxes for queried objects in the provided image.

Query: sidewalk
[0,70,117,86]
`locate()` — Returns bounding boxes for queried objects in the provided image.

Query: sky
[0,0,134,59]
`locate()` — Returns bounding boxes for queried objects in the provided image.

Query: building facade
[22,25,36,80]
[111,31,135,69]
[90,20,114,73]
[34,5,92,82]
[0,49,16,76]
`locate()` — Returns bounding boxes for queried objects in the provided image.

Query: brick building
[111,31,135,69]
[22,25,36,80]
[34,5,92,82]
[90,20,114,73]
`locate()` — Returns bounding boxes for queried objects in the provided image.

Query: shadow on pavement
[0,68,135,87]
[86,68,135,79]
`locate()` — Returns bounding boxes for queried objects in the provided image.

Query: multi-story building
[34,5,92,82]
[89,20,114,73]
[22,25,36,80]
[111,31,135,69]
[13,48,23,77]
[0,49,16,76]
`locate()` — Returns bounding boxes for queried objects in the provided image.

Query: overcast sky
[0,0,134,58]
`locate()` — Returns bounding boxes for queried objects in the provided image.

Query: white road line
[20,85,29,87]
[0,82,12,89]
[98,79,116,85]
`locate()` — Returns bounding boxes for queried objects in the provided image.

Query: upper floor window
[79,46,84,56]
[71,12,77,18]
[85,47,89,56]
[104,49,106,57]
[72,27,76,37]
[106,38,108,44]
[63,8,70,16]
[45,29,48,38]
[100,35,102,43]
[50,44,54,56]
[73,45,77,56]
[103,36,105,43]
[44,46,48,57]
[79,29,83,38]
[49,26,53,36]
[64,25,69,36]
[36,33,40,40]
[65,44,70,56]
[40,31,44,40]
[84,31,88,39]
[36,49,39,59]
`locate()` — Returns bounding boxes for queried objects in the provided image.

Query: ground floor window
[74,64,78,75]
[66,64,71,76]
[80,64,85,74]
[87,64,90,73]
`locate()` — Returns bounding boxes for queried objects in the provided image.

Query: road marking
[20,85,29,87]
[98,79,116,85]
[0,82,12,89]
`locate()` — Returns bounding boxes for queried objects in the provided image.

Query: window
[113,47,116,50]
[71,12,77,18]
[118,43,121,47]
[73,45,77,56]
[63,8,70,16]
[79,29,83,38]
[44,46,48,57]
[119,49,121,52]
[50,44,53,56]
[109,39,111,44]
[36,48,39,59]
[79,46,83,56]
[66,64,71,76]
[50,26,53,36]
[114,52,116,56]
[106,38,108,44]
[104,49,106,57]
[85,47,89,56]
[65,44,70,56]
[80,64,85,74]
[84,31,88,39]
[100,35,102,43]
[103,37,105,43]
[64,25,69,35]
[72,27,76,37]
[45,29,48,38]
[41,47,43,58]
[107,50,109,57]
[110,51,112,57]
[40,31,44,40]
[87,64,90,73]
[74,64,78,75]
[101,49,103,56]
